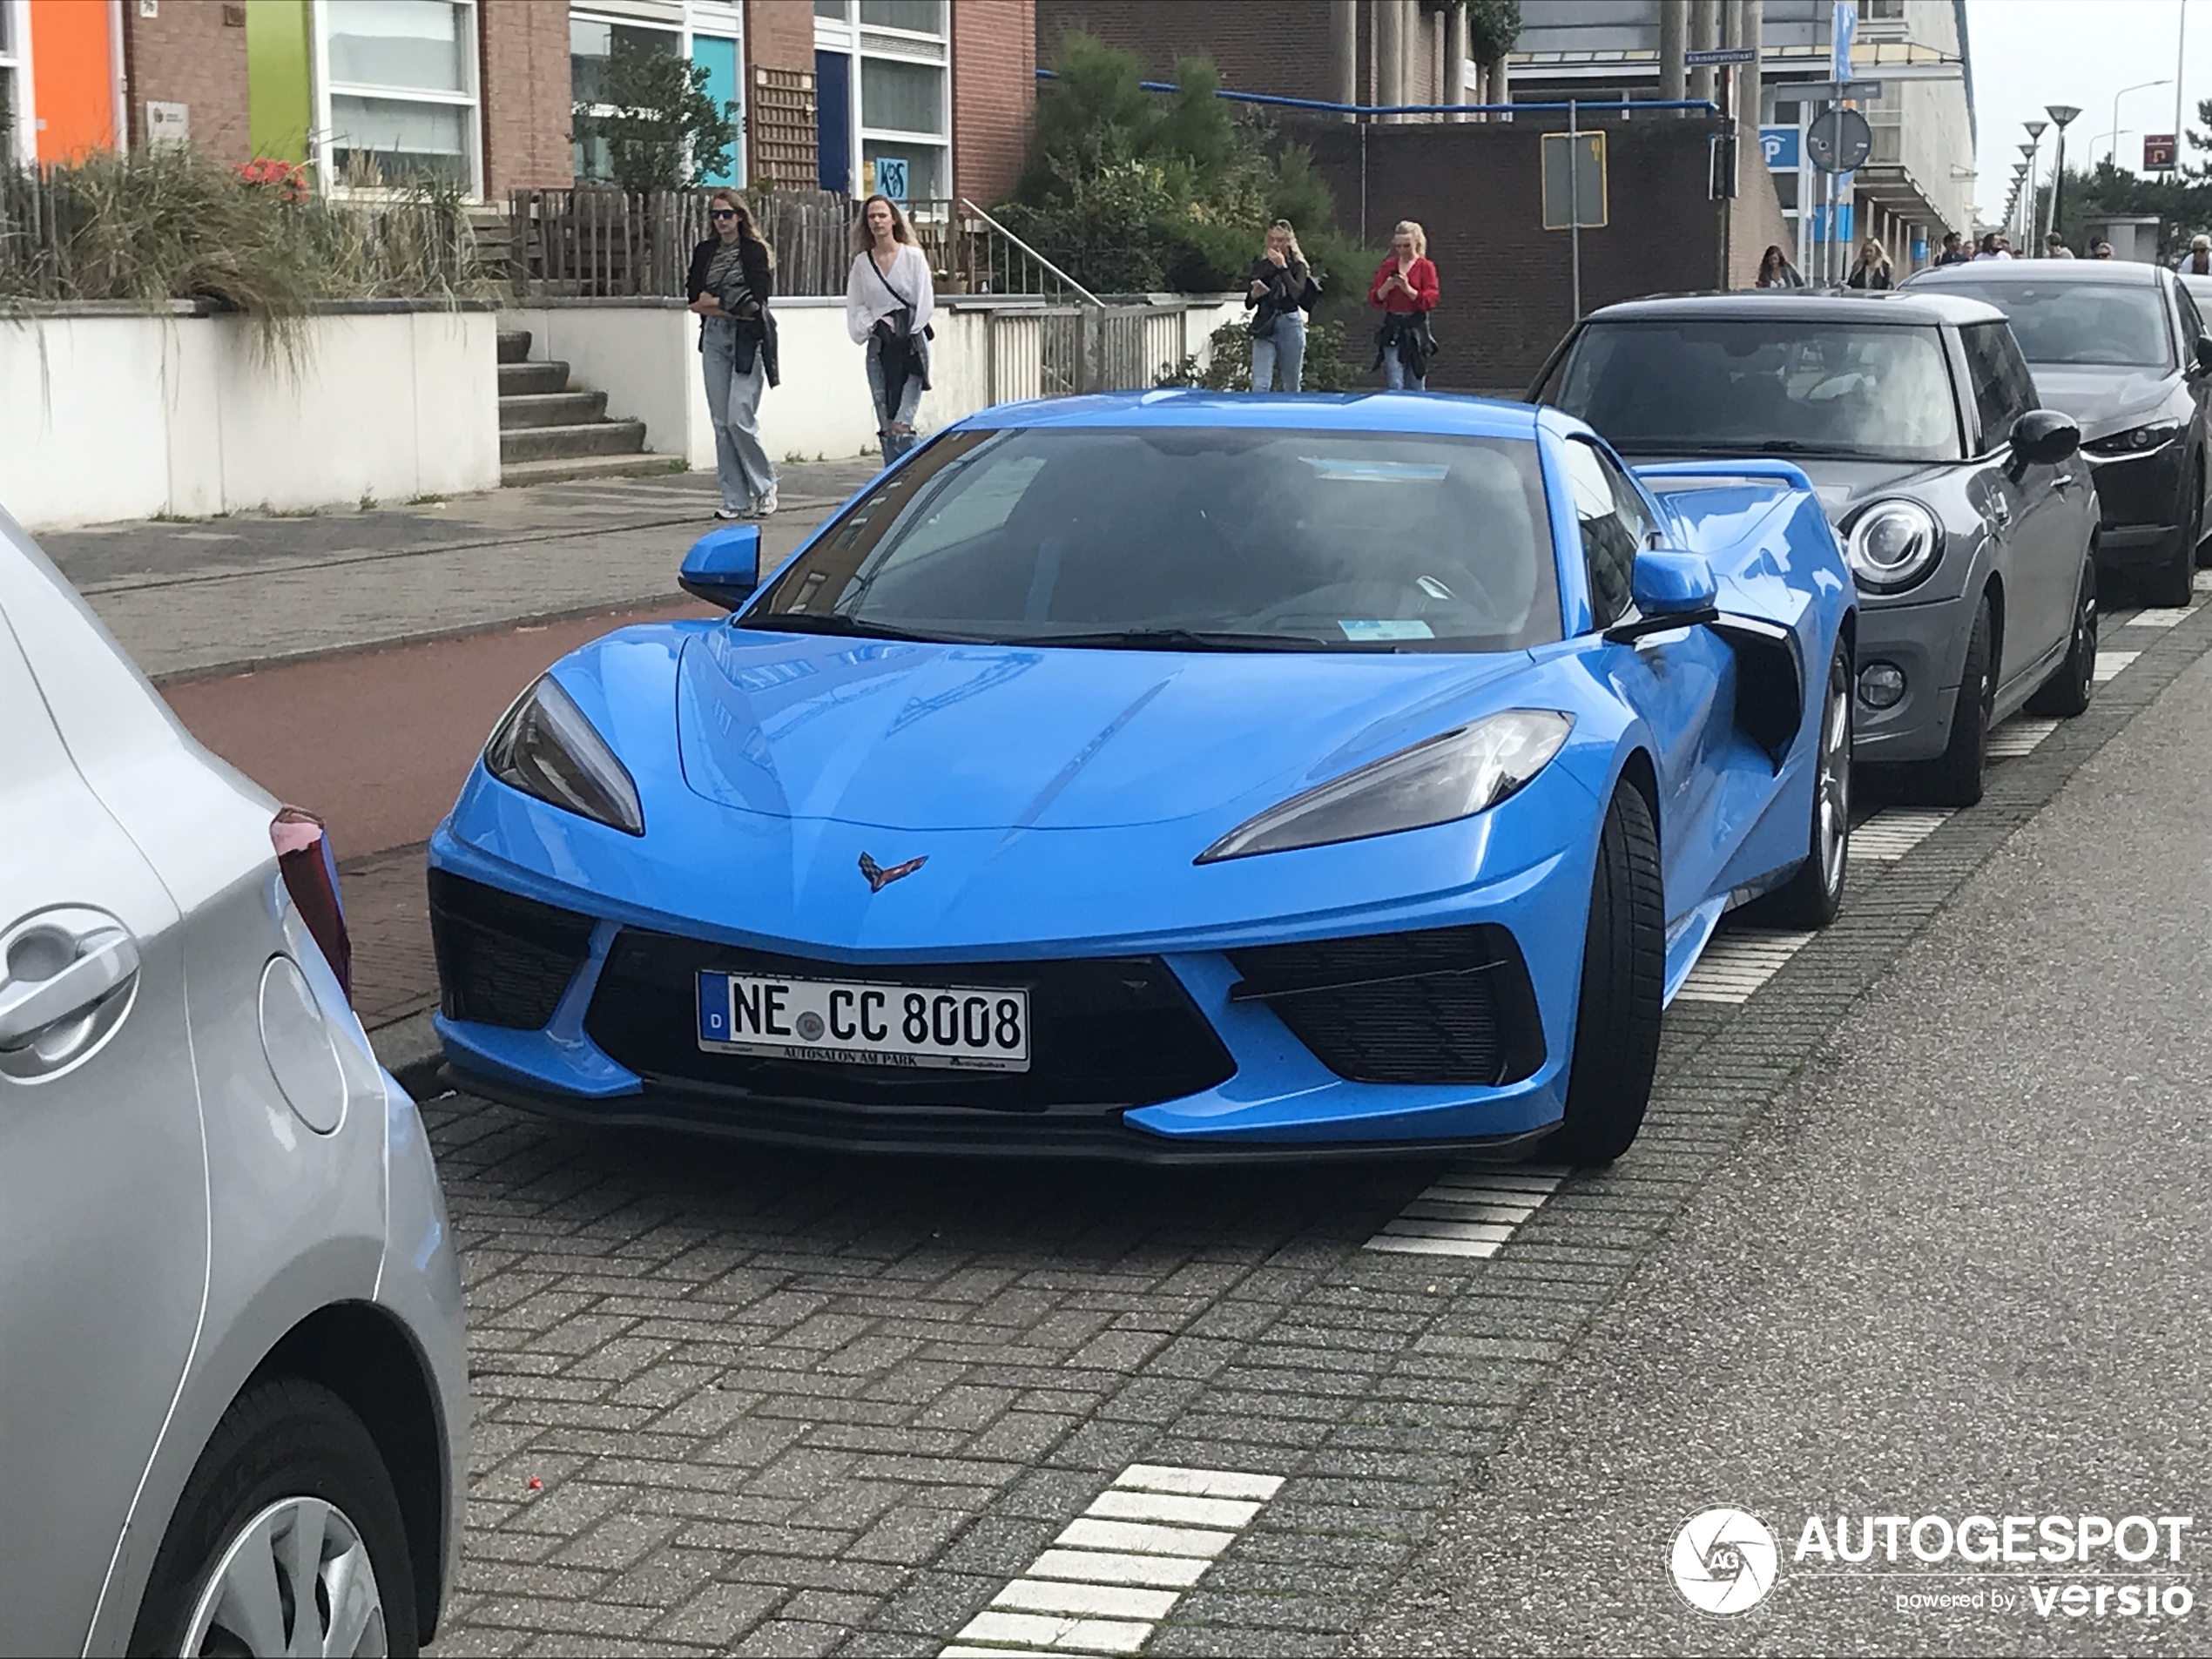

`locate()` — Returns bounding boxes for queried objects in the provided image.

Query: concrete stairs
[497,327,682,486]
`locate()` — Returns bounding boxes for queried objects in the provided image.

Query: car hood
[1632,452,1953,523]
[2024,365,2177,440]
[673,624,1535,833]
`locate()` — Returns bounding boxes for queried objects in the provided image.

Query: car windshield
[744,426,1562,652]
[1926,279,2174,369]
[1548,320,1962,462]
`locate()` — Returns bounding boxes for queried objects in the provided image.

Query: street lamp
[2094,130,2137,170]
[2046,104,2081,249]
[2023,121,2048,253]
[2110,78,2172,173]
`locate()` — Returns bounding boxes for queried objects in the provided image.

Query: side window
[1957,322,2034,452]
[2177,281,2207,358]
[1562,439,1646,628]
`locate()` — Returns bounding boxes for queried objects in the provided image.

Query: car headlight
[1197,711,1575,864]
[1844,499,1942,594]
[2084,419,2183,457]
[482,674,644,835]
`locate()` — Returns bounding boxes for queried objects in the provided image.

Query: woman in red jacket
[1369,220,1440,390]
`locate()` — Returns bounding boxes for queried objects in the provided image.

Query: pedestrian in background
[1369,220,1439,391]
[1246,220,1319,392]
[1845,238,1893,290]
[2044,232,2076,260]
[1934,231,1973,267]
[1973,232,2012,261]
[686,190,779,520]
[846,194,935,468]
[1754,245,1805,288]
[2178,234,2212,276]
[2091,240,2115,259]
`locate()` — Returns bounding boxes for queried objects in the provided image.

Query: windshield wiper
[1015,628,1338,652]
[738,611,966,644]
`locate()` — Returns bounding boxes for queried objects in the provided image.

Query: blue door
[816,49,851,195]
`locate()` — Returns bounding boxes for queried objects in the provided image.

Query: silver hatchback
[0,515,468,1656]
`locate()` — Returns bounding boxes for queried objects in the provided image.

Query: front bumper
[426,830,1594,1160]
[1849,592,1966,765]
[2087,445,2186,565]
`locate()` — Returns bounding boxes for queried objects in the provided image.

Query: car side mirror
[2009,408,2080,472]
[1607,550,1719,643]
[679,523,761,610]
[2195,334,2212,374]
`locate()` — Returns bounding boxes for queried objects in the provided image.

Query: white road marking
[1366,1167,1566,1259]
[2093,650,2140,683]
[2195,570,2212,592]
[2122,607,2193,628]
[1674,928,1817,1004]
[1986,718,2060,759]
[1850,808,1952,860]
[949,1467,1285,1656]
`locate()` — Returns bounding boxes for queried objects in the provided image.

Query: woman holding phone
[1368,220,1440,390]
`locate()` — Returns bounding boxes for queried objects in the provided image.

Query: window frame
[568,5,745,189]
[813,0,951,206]
[312,0,484,201]
[0,0,34,170]
[1561,435,1651,632]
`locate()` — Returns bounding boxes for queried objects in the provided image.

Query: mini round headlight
[1845,500,1942,593]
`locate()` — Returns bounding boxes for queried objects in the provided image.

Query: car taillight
[271,806,353,1001]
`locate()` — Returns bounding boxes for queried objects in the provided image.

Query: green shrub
[572,34,738,191]
[1157,316,1367,391]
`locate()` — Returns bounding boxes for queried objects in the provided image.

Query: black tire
[2027,560,2098,718]
[1912,594,1993,808]
[2193,457,2212,570]
[1546,782,1664,1168]
[2151,471,2200,603]
[129,1379,419,1659]
[1745,640,1851,929]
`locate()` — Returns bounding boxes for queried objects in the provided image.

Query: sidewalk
[44,454,883,682]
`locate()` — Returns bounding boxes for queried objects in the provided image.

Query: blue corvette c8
[428,392,1855,1164]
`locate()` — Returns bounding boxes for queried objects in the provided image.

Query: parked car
[1904,258,2212,605]
[0,515,466,1656]
[1529,291,2100,806]
[429,392,1853,1168]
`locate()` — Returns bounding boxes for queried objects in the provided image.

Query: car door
[0,597,210,1653]
[2171,277,2212,528]
[1958,320,2074,687]
[1557,436,1736,922]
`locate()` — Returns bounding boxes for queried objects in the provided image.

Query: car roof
[1906,260,2170,287]
[1583,288,2005,326]
[959,388,1544,440]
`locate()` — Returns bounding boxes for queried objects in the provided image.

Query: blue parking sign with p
[1761,125,1800,171]
[877,157,909,202]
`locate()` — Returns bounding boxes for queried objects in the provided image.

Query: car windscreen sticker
[1339,620,1436,640]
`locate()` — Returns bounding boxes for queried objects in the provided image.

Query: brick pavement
[409,607,2211,1656]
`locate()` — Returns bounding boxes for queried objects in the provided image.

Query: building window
[0,0,28,170]
[814,0,949,204]
[570,8,744,188]
[315,0,482,194]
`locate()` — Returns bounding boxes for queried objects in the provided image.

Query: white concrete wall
[0,306,502,531]
[509,296,1247,472]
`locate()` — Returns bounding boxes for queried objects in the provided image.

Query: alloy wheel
[180,1495,387,1658]
[1815,669,1850,896]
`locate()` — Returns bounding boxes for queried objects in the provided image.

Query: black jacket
[1845,263,1894,291]
[1244,256,1318,322]
[687,234,780,386]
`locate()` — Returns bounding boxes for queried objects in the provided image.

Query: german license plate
[696,971,1030,1072]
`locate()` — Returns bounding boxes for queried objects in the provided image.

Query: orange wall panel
[30,0,117,162]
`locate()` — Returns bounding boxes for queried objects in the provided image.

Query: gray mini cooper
[1530,291,2101,806]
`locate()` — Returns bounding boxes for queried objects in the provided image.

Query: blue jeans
[867,335,924,467]
[1251,312,1307,391]
[701,324,776,508]
[1383,347,1426,392]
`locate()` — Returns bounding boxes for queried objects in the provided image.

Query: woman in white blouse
[845,194,935,467]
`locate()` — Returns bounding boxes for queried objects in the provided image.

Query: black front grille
[583,929,1236,1113]
[428,870,596,1029]
[1226,924,1545,1086]
[2088,448,2183,528]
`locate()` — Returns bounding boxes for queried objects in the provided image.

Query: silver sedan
[0,513,467,1656]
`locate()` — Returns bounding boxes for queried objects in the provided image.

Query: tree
[572,37,738,192]
[1464,0,1524,71]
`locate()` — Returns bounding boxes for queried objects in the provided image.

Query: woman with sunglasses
[686,189,779,518]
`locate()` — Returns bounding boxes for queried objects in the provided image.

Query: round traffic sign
[1805,108,1873,173]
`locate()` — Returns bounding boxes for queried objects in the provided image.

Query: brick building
[3,0,1035,208]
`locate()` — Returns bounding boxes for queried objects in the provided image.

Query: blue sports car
[428,392,1854,1164]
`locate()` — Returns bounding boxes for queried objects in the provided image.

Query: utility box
[2083,216,2164,263]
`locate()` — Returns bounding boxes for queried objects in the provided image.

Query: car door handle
[2052,473,2077,494]
[1986,497,2013,530]
[0,927,140,1049]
